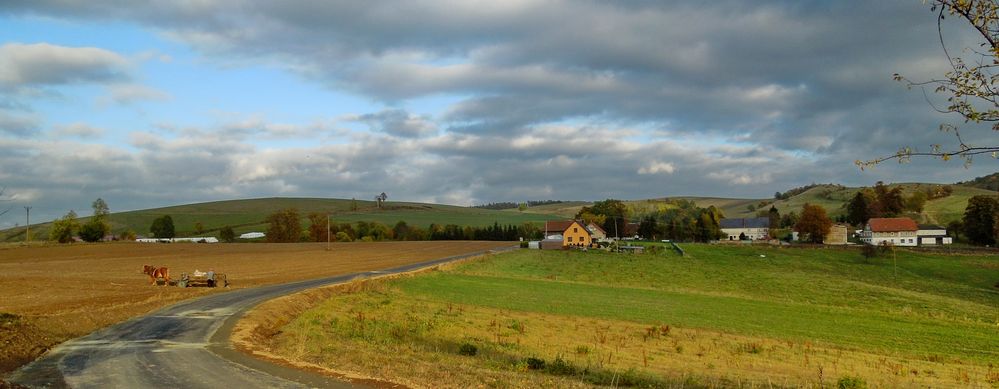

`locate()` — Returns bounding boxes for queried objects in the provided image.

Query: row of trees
[262,208,543,243]
[843,181,942,226]
[631,199,725,242]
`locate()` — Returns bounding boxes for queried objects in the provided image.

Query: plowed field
[0,241,512,374]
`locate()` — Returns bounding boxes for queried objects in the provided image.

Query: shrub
[545,356,576,376]
[837,376,867,389]
[219,226,236,243]
[860,244,879,260]
[458,343,477,356]
[525,357,546,370]
[519,241,529,248]
[335,231,352,242]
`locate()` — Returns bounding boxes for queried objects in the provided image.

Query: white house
[586,222,607,241]
[861,218,918,246]
[917,225,952,246]
[720,217,770,241]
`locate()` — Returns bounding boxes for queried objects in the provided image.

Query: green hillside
[2,197,562,242]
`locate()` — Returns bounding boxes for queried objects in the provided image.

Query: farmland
[0,240,513,374]
[246,245,999,388]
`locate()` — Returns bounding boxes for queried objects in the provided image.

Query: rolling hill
[4,179,992,242]
[1,198,563,242]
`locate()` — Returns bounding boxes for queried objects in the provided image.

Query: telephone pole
[24,206,31,243]
[326,214,331,251]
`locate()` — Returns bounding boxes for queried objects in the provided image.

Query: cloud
[0,42,129,88]
[50,122,105,138]
[351,109,437,138]
[638,161,676,175]
[0,111,40,137]
[104,84,171,104]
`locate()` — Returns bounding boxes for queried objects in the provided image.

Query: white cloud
[638,161,676,175]
[104,84,171,104]
[51,122,105,138]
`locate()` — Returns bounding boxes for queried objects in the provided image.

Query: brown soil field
[0,241,512,375]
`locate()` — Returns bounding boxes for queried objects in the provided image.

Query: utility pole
[24,206,31,243]
[326,213,331,251]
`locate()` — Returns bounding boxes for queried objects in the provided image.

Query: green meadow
[269,244,999,387]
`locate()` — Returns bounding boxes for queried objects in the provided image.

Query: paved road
[8,248,511,388]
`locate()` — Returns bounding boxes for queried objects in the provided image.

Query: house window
[574,227,578,233]
[568,236,573,242]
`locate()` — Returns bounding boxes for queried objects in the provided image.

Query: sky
[0,1,997,227]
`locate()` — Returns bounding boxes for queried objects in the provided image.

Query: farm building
[720,217,770,241]
[239,232,265,239]
[825,224,849,245]
[917,225,953,246]
[861,218,918,246]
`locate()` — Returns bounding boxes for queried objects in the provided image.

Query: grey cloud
[353,109,437,138]
[0,111,40,137]
[0,43,130,87]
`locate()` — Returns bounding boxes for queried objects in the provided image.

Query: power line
[24,206,31,243]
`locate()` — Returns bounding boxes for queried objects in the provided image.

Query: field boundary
[209,247,514,388]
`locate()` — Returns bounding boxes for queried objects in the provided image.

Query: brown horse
[142,265,170,285]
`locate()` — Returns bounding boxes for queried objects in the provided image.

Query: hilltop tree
[375,192,388,208]
[862,0,999,167]
[795,203,833,244]
[150,215,175,239]
[49,210,79,243]
[962,195,999,246]
[266,208,302,243]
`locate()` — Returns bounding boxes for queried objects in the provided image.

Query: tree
[861,0,999,168]
[219,225,236,243]
[375,192,388,208]
[638,215,658,240]
[767,205,781,229]
[193,222,205,235]
[49,210,79,243]
[266,208,302,243]
[150,215,176,239]
[307,212,329,242]
[795,203,833,244]
[846,191,871,226]
[80,198,111,242]
[962,195,999,245]
[873,181,904,217]
[576,199,628,238]
[518,202,528,212]
[905,191,929,213]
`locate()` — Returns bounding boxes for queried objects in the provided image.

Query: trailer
[178,270,228,288]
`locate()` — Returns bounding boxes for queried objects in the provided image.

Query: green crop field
[266,244,999,387]
[1,197,561,242]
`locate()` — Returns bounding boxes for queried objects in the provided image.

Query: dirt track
[0,241,512,374]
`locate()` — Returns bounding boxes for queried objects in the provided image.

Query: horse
[142,265,170,285]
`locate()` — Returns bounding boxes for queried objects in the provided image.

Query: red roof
[544,220,581,234]
[868,218,918,232]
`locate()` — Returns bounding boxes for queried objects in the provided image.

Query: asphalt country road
[7,247,512,388]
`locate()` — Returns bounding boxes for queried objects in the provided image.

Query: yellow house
[544,220,592,247]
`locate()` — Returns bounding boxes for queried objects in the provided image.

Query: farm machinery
[178,270,228,288]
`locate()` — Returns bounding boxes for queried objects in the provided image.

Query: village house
[542,220,592,248]
[861,217,918,246]
[586,222,607,240]
[720,217,770,241]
